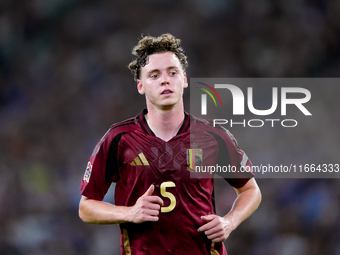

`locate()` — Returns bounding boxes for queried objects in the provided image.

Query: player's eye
[169,71,177,76]
[150,74,159,79]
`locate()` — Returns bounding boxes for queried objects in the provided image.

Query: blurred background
[1,0,340,254]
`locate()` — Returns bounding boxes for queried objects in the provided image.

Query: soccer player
[79,33,261,255]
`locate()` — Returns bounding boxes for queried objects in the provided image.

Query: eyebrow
[147,66,179,75]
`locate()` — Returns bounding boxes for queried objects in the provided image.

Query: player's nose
[160,73,169,85]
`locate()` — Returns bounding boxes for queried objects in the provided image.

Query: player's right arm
[79,184,164,224]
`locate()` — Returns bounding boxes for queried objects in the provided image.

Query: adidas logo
[130,152,149,166]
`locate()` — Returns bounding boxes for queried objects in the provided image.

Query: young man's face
[137,52,188,111]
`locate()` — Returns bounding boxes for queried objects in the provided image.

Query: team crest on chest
[187,149,202,172]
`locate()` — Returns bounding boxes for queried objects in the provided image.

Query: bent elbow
[253,183,262,211]
[78,197,91,223]
[257,187,262,207]
[78,205,87,223]
[78,207,87,223]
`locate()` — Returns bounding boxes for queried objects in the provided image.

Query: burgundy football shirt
[80,109,254,255]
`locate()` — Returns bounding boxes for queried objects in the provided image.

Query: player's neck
[145,104,185,142]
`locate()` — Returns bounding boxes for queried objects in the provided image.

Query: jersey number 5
[160,181,176,213]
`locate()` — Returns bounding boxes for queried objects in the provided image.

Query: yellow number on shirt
[160,181,176,213]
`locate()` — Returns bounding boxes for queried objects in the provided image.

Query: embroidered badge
[83,161,92,183]
[187,149,202,171]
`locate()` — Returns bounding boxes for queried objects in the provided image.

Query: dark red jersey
[80,109,254,255]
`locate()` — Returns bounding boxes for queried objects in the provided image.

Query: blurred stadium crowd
[0,0,340,254]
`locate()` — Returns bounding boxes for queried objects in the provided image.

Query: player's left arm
[198,178,261,242]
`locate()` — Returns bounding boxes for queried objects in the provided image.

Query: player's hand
[128,184,164,224]
[197,215,235,242]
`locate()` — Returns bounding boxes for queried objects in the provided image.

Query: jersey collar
[138,109,190,136]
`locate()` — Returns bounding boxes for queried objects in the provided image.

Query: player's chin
[159,102,177,110]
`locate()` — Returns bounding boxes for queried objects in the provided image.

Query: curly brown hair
[128,33,188,81]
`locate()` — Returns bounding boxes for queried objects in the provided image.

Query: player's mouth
[161,89,173,95]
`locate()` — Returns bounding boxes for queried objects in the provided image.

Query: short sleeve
[216,126,254,188]
[80,129,121,200]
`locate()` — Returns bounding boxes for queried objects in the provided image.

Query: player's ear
[137,79,145,95]
[183,72,188,89]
